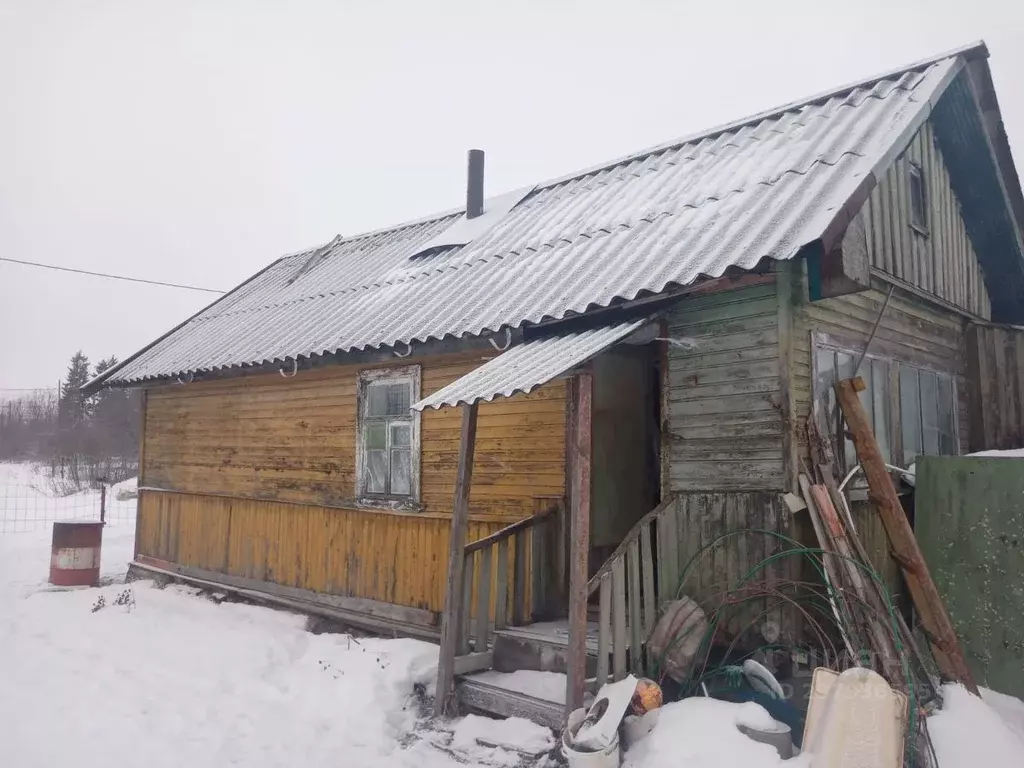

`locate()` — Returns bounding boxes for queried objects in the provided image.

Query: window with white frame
[356,366,421,503]
[813,339,957,472]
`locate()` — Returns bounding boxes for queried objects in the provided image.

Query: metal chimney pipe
[466,149,484,219]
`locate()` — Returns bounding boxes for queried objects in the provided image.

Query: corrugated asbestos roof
[100,52,971,386]
[411,321,644,410]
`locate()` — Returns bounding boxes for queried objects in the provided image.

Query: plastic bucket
[562,708,620,768]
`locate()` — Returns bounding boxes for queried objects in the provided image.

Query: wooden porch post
[835,377,978,694]
[566,372,593,714]
[434,402,479,716]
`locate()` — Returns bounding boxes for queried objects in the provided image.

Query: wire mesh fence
[0,462,136,533]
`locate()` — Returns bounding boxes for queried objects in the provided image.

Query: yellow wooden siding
[136,489,522,613]
[137,354,565,613]
[142,354,566,521]
[859,121,991,319]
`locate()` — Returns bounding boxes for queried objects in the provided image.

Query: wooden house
[88,42,1024,723]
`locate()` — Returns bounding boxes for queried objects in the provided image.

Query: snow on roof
[411,321,644,410]
[98,48,979,387]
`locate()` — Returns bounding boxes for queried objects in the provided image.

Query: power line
[0,257,227,294]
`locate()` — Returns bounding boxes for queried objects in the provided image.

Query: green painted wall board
[916,456,1024,698]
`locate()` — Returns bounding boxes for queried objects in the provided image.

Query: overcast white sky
[1,0,1022,391]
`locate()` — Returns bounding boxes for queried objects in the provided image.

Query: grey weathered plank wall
[664,281,784,491]
[667,491,800,643]
[787,262,970,604]
[965,323,1024,451]
[854,121,991,319]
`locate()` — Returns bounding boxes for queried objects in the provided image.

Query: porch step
[457,670,566,730]
[491,619,625,675]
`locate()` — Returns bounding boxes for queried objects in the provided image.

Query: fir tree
[58,351,91,430]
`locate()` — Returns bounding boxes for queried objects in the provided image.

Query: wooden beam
[434,402,480,716]
[463,503,558,554]
[513,532,527,625]
[612,557,627,681]
[658,318,671,504]
[596,574,611,686]
[527,272,775,336]
[835,377,979,694]
[453,651,493,676]
[129,557,441,640]
[135,389,148,561]
[566,371,593,714]
[776,263,798,494]
[965,324,988,452]
[458,677,565,730]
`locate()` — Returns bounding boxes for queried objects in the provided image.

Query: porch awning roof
[411,320,644,411]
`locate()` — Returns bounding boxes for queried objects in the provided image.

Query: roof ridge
[325,42,985,249]
[533,41,987,193]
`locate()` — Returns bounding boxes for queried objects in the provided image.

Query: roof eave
[80,256,287,396]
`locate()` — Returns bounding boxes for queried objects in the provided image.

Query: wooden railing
[447,501,563,675]
[585,496,678,686]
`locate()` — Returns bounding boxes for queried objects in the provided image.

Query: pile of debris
[561,377,983,767]
[562,675,664,765]
[798,377,977,699]
[564,668,919,767]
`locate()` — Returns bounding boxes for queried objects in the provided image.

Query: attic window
[909,163,928,235]
[356,366,421,504]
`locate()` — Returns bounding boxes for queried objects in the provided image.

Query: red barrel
[50,521,104,587]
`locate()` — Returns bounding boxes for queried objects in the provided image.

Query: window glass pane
[367,382,411,417]
[390,449,412,496]
[364,422,387,450]
[367,384,389,416]
[910,166,927,229]
[900,365,922,466]
[871,360,891,463]
[936,375,955,455]
[365,450,388,494]
[814,347,836,403]
[836,352,855,383]
[920,371,940,455]
[814,347,838,460]
[390,423,411,447]
[836,352,857,470]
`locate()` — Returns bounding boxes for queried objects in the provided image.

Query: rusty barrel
[50,521,103,587]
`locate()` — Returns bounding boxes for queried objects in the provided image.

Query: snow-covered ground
[931,684,1024,767]
[0,464,553,768]
[1,462,1023,767]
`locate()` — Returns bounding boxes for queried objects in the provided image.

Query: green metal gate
[916,455,1024,697]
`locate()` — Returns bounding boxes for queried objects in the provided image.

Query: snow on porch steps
[492,618,605,654]
[458,670,567,730]
[490,618,630,683]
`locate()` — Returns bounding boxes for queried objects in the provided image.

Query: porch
[438,488,800,726]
